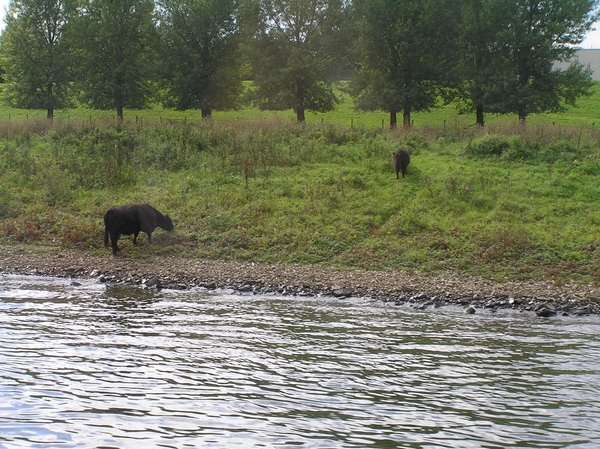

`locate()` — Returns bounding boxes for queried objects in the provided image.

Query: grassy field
[1,81,600,127]
[1,84,600,284]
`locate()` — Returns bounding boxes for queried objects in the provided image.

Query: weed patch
[1,117,600,283]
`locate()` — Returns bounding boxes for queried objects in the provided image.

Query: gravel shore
[2,245,600,316]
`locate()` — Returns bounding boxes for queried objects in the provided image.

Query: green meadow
[2,83,600,284]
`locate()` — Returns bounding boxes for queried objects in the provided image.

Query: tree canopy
[1,0,73,118]
[0,0,597,124]
[352,0,461,128]
[70,0,156,119]
[489,0,598,123]
[248,0,351,122]
[157,0,243,118]
[457,0,598,125]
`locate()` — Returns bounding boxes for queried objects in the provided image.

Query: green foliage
[0,0,596,127]
[483,0,597,122]
[70,0,156,118]
[48,124,139,187]
[353,0,461,127]
[455,0,598,126]
[466,134,513,158]
[249,0,350,121]
[157,0,242,116]
[2,117,600,284]
[466,131,598,164]
[0,0,73,117]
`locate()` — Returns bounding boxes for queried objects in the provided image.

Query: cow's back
[104,205,142,235]
[393,148,410,178]
[135,204,160,233]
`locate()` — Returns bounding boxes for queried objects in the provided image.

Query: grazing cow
[393,148,410,179]
[103,204,174,255]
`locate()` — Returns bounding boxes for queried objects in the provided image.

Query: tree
[454,0,507,127]
[352,0,461,128]
[486,0,598,123]
[157,0,242,118]
[0,0,73,118]
[71,0,156,120]
[249,0,351,122]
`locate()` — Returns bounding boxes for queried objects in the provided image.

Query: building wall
[554,49,600,80]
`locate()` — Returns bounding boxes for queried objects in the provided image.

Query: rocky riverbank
[2,245,600,316]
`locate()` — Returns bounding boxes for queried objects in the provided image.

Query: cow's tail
[103,210,112,248]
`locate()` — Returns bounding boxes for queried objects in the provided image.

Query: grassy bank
[1,113,600,286]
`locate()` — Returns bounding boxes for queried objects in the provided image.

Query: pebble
[2,248,600,316]
[536,307,557,318]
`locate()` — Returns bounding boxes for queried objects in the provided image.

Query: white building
[554,49,600,80]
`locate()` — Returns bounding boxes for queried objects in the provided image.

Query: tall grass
[2,94,600,283]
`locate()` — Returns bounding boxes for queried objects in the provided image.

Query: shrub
[539,139,580,163]
[501,137,536,161]
[466,134,512,158]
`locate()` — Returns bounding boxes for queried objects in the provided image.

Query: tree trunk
[296,80,305,122]
[390,111,397,128]
[47,81,54,120]
[403,104,411,128]
[476,104,484,127]
[116,83,124,120]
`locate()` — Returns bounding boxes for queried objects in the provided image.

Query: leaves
[352,0,461,127]
[248,0,350,121]
[70,0,157,118]
[157,0,243,117]
[1,0,74,116]
[458,0,599,124]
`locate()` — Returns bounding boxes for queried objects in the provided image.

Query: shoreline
[2,245,600,316]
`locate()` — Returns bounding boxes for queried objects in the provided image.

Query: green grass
[2,84,600,285]
[1,80,599,127]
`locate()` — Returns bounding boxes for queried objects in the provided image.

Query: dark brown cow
[393,148,410,179]
[104,204,174,255]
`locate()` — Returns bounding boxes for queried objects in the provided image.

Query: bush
[466,134,512,158]
[539,139,580,163]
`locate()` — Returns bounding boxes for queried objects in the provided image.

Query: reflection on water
[1,275,600,448]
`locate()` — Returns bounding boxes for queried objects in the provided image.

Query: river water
[1,275,599,448]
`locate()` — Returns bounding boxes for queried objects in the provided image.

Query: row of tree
[0,0,598,127]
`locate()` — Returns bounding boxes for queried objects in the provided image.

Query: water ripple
[1,275,600,448]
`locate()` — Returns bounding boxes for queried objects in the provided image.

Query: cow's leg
[110,232,120,255]
[133,231,139,244]
[146,232,152,244]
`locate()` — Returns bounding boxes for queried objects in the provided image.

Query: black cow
[393,148,410,179]
[103,204,174,255]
